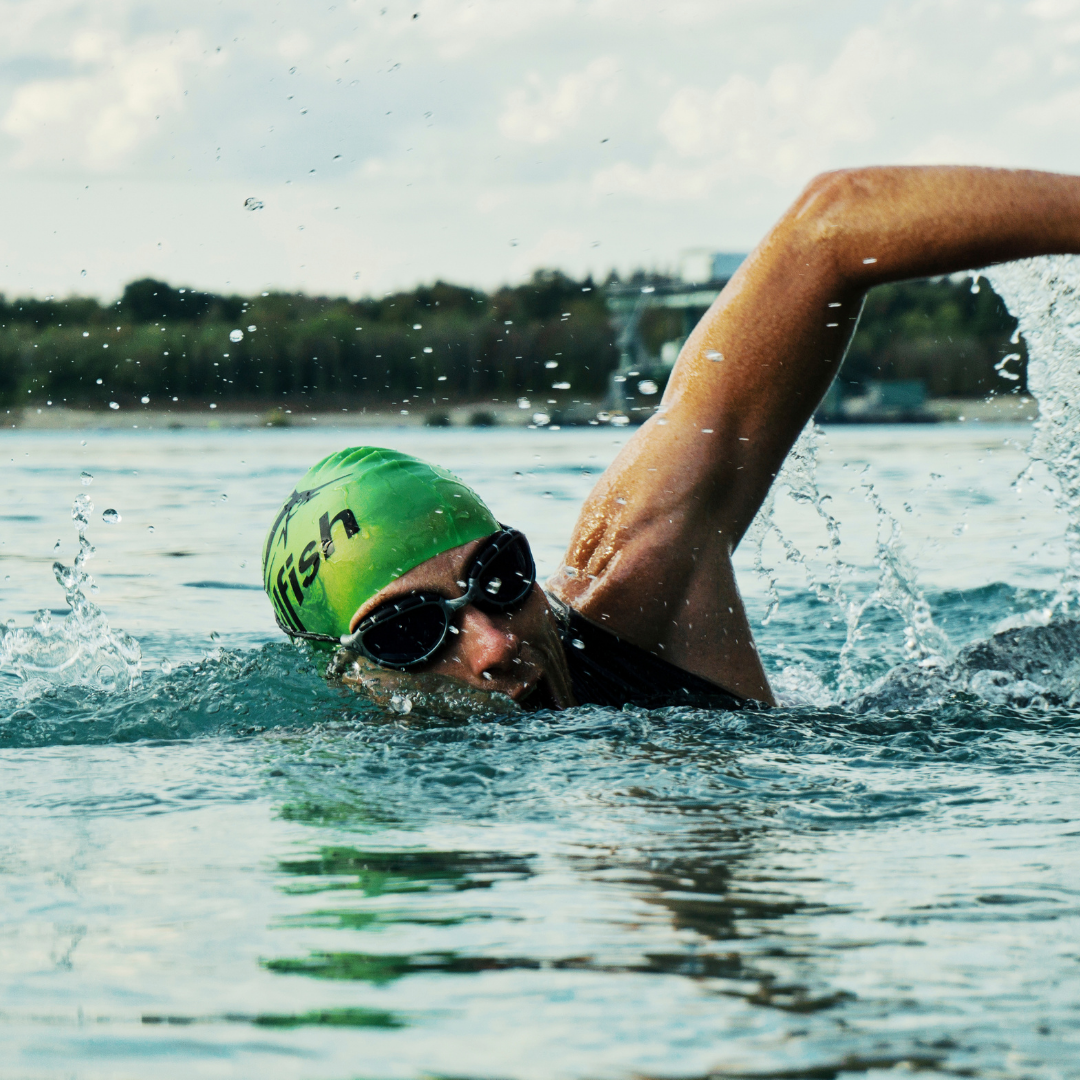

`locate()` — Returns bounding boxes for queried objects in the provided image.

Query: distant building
[605,252,746,415]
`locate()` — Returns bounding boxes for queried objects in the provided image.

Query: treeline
[0,271,617,410]
[841,276,1026,396]
[0,270,1025,411]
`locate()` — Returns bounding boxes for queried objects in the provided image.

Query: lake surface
[2,421,1079,1079]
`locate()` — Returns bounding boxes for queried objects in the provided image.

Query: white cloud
[498,58,620,144]
[655,27,899,184]
[2,30,211,171]
[591,160,714,202]
[1010,85,1080,129]
[1025,0,1080,17]
[0,0,1078,298]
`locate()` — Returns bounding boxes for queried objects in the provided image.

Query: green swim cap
[263,447,499,640]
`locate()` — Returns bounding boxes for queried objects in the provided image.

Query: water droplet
[161,658,173,674]
[209,403,217,410]
[437,375,447,381]
[96,378,103,385]
[571,638,585,650]
[109,402,119,410]
[244,197,264,211]
[705,350,724,362]
[220,494,228,502]
[389,693,413,714]
[610,415,630,427]
[637,379,658,395]
[80,471,93,486]
[701,428,714,434]
[247,324,256,332]
[481,671,493,681]
[53,539,61,553]
[102,509,121,524]
[147,525,155,534]
[80,269,87,276]
[545,360,558,369]
[82,331,89,338]
[615,497,627,505]
[862,257,877,264]
[517,398,530,409]
[485,576,502,595]
[229,329,244,343]
[532,412,550,426]
[141,396,150,404]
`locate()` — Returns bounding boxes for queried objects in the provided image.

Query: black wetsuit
[553,599,748,710]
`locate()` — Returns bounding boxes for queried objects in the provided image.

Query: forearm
[562,165,1080,626]
[804,166,1080,289]
[658,166,1080,544]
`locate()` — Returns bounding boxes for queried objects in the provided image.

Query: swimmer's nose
[457,606,521,677]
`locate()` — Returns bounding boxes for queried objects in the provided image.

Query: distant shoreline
[2,395,1038,431]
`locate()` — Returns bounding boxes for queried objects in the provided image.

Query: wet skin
[345,167,1080,708]
[346,535,577,710]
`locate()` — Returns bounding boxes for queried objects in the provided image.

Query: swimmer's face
[347,536,575,709]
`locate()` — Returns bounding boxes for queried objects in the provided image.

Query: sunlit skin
[346,535,576,709]
[350,166,1080,707]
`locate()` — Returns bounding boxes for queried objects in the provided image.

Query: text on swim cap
[273,507,360,633]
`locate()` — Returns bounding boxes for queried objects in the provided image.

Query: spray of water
[984,255,1080,616]
[0,490,142,694]
[752,419,951,701]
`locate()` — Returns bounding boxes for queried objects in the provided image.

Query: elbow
[781,167,894,285]
[791,169,874,239]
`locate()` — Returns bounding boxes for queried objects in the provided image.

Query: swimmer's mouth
[511,675,540,703]
[514,670,558,711]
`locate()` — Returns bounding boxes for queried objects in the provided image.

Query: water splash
[984,256,1080,615]
[749,420,950,701]
[0,490,142,695]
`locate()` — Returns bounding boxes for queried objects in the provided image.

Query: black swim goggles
[337,526,536,670]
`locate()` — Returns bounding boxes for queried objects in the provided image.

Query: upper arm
[549,165,1080,694]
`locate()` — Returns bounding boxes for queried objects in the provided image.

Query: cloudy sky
[1,0,1079,301]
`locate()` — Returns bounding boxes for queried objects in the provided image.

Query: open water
[3,259,1080,1078]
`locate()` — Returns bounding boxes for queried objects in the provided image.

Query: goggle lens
[348,528,536,670]
[471,533,535,610]
[361,599,449,667]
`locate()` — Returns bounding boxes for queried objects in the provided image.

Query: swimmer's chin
[329,649,526,718]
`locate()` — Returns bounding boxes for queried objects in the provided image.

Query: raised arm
[549,166,1080,703]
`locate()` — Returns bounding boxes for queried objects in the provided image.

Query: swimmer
[264,166,1080,710]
